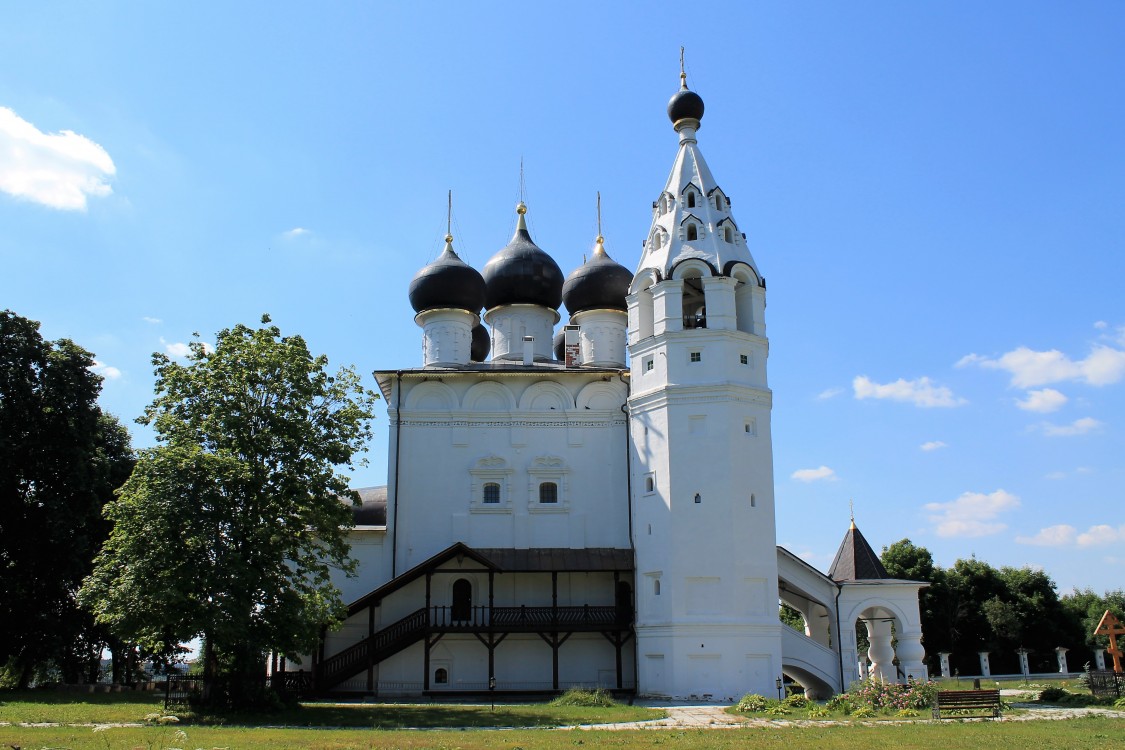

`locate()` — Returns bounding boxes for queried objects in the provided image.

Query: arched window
[483,483,500,503]
[539,481,558,504]
[652,231,662,250]
[654,579,661,596]
[434,668,448,684]
[694,493,702,504]
[687,192,696,208]
[715,194,723,210]
[686,224,698,241]
[452,578,472,621]
[724,226,733,243]
[645,475,655,493]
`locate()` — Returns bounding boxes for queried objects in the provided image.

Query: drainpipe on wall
[391,370,403,578]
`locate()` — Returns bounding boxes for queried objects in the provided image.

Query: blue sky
[2,2,1122,595]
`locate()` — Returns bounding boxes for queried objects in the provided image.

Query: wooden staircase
[317,607,428,690]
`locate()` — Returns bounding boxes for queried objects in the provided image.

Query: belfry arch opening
[730,264,758,334]
[682,275,706,329]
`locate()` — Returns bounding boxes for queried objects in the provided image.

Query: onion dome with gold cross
[481,201,564,311]
[408,233,487,314]
[562,233,632,314]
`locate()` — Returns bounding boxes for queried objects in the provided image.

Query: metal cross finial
[849,498,855,528]
[680,46,687,88]
[519,157,525,204]
[596,191,602,239]
[446,189,453,243]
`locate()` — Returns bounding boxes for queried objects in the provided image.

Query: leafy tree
[80,316,377,706]
[880,539,934,582]
[1060,588,1125,653]
[0,311,134,687]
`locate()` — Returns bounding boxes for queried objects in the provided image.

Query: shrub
[806,705,830,718]
[826,693,853,712]
[735,693,768,712]
[851,706,876,718]
[1115,696,1125,709]
[842,677,939,712]
[550,688,618,707]
[783,693,808,708]
[1038,687,1068,703]
[764,703,790,716]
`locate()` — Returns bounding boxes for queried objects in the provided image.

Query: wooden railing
[430,604,624,628]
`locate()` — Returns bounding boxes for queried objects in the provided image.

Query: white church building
[292,72,928,701]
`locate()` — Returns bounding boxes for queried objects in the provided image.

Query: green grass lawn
[0,691,660,728]
[3,717,1125,750]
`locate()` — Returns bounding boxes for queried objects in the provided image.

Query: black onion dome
[562,239,633,314]
[408,238,487,314]
[470,323,491,362]
[553,330,565,361]
[667,85,704,125]
[481,206,564,310]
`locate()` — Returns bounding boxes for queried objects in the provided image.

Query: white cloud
[791,466,838,483]
[920,441,947,451]
[142,316,162,324]
[1094,321,1108,330]
[925,489,1020,538]
[961,345,1125,388]
[1035,417,1102,437]
[89,360,121,380]
[165,341,192,357]
[0,107,115,210]
[282,227,310,238]
[1077,524,1125,547]
[1016,388,1068,413]
[1016,523,1125,548]
[853,375,966,408]
[1016,524,1077,547]
[817,387,844,400]
[162,337,213,358]
[1044,471,1067,480]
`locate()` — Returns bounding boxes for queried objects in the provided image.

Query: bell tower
[628,64,780,700]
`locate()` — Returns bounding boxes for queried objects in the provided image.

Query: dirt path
[564,700,1125,731]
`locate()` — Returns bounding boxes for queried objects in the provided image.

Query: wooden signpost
[1094,610,1125,674]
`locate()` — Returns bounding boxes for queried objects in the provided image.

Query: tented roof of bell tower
[636,76,762,281]
[828,521,891,582]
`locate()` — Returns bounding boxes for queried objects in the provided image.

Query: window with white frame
[470,455,514,513]
[528,455,569,512]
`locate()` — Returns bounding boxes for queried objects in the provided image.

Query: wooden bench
[932,689,1002,719]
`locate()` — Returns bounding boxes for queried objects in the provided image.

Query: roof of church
[828,522,890,582]
[348,486,387,527]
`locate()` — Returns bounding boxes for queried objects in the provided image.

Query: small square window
[644,356,654,372]
[739,354,748,365]
[689,351,701,363]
